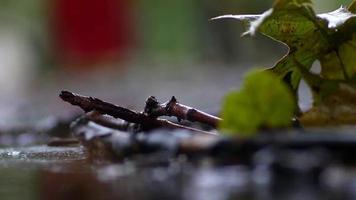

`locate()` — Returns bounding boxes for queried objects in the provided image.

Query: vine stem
[144,96,222,128]
[59,91,217,135]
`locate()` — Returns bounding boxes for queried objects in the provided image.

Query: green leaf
[213,0,329,94]
[219,70,295,136]
[215,0,356,126]
[350,0,356,13]
[319,4,356,80]
[330,3,356,79]
[338,33,356,77]
[214,0,356,105]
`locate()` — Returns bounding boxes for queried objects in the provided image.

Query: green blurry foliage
[0,0,45,26]
[138,0,201,61]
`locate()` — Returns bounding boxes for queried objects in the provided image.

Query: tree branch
[85,111,130,131]
[60,91,216,135]
[144,96,222,128]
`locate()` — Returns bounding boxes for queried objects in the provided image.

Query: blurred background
[0,0,352,128]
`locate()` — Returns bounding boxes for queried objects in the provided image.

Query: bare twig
[144,96,222,128]
[60,91,216,135]
[60,91,144,123]
[85,111,129,131]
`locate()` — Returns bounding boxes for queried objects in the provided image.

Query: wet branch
[144,96,222,128]
[85,111,129,131]
[60,91,216,135]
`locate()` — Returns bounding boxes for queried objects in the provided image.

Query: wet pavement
[0,133,356,200]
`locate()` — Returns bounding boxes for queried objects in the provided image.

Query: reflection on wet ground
[0,146,86,162]
[0,145,86,200]
[0,143,354,200]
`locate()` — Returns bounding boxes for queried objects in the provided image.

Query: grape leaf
[213,0,327,92]
[319,4,356,80]
[217,0,356,127]
[213,0,356,94]
[299,2,356,125]
[220,70,295,136]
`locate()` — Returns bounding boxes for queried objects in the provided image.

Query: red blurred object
[52,0,135,67]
